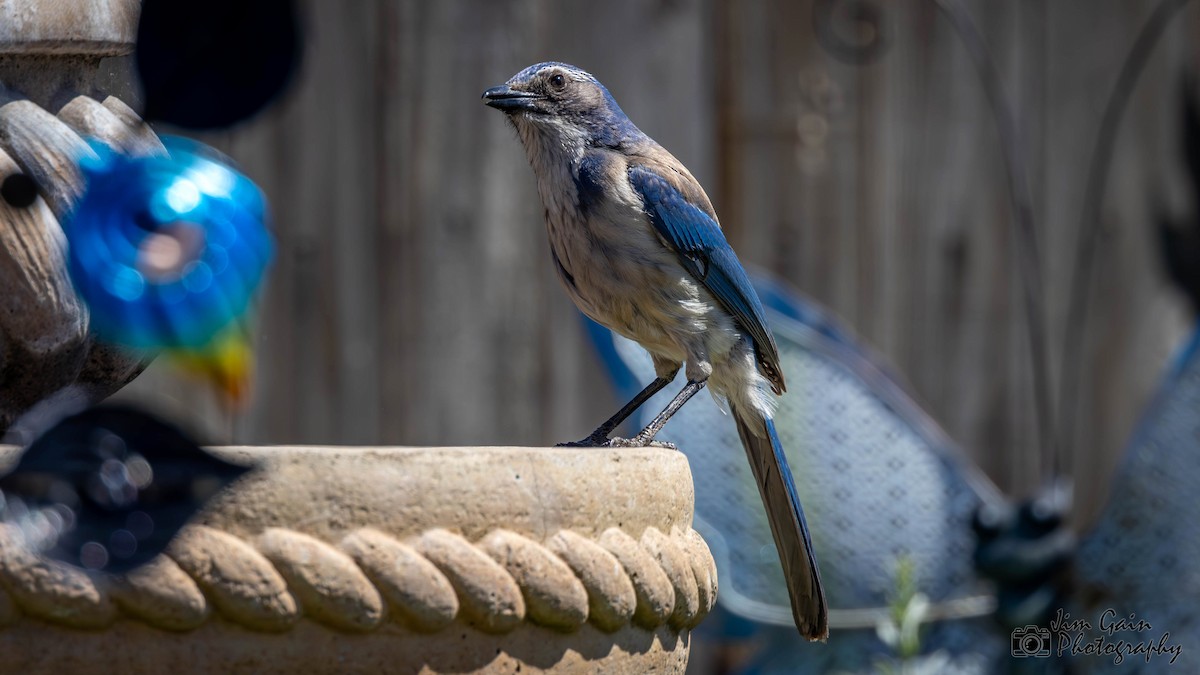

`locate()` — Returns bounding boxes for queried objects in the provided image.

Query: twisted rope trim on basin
[0,523,717,634]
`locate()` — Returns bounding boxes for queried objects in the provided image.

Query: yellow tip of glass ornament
[166,323,255,408]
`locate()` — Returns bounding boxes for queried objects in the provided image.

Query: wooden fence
[114,0,1200,524]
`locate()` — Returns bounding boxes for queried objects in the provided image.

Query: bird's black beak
[482,85,542,112]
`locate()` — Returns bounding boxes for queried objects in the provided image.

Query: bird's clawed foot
[556,433,611,448]
[605,436,677,450]
[556,434,676,450]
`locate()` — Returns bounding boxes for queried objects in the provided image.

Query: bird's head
[483,62,644,149]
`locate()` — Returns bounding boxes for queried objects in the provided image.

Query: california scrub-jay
[484,62,828,641]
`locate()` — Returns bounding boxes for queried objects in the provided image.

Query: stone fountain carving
[0,0,154,435]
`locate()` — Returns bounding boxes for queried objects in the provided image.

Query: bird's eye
[549,73,566,89]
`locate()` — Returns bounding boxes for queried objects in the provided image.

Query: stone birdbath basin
[0,445,715,673]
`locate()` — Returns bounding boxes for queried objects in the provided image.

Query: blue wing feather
[627,165,783,381]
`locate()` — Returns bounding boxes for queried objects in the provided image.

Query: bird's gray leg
[558,374,675,447]
[607,380,706,449]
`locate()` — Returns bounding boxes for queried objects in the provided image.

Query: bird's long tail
[732,405,829,641]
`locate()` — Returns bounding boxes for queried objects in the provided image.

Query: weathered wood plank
[106,0,1197,524]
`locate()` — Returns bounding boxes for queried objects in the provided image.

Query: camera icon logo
[1011,625,1052,658]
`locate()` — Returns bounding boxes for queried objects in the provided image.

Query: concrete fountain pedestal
[0,0,152,434]
[0,445,716,674]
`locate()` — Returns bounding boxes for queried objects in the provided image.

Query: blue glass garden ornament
[61,137,272,404]
[65,137,273,353]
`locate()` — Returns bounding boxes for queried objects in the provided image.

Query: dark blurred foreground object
[972,488,1074,631]
[136,0,301,130]
[0,404,249,574]
[1159,79,1200,313]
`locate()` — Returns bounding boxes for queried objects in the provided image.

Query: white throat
[511,115,589,217]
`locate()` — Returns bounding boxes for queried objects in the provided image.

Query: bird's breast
[516,127,720,355]
[539,176,715,356]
